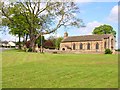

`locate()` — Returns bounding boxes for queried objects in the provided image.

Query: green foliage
[55,37,63,49]
[27,48,32,52]
[116,49,120,52]
[2,4,29,37]
[48,36,63,49]
[35,35,45,47]
[2,1,83,51]
[15,41,24,45]
[105,49,112,54]
[92,24,116,37]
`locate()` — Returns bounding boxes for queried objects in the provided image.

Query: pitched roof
[61,34,112,42]
[1,41,8,44]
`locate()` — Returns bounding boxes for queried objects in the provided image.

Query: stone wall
[60,40,104,52]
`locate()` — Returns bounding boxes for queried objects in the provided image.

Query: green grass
[2,49,118,88]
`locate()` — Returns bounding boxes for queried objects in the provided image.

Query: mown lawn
[2,49,118,88]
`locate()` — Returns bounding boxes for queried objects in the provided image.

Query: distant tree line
[17,36,63,50]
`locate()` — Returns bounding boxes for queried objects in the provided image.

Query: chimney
[64,32,68,38]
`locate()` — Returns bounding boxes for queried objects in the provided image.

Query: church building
[60,32,116,53]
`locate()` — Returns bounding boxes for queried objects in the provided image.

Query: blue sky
[54,2,118,36]
[49,2,119,48]
[0,2,119,48]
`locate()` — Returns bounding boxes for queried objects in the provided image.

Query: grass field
[2,49,118,88]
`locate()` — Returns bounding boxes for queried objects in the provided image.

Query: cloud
[44,33,61,39]
[77,21,103,35]
[107,5,119,23]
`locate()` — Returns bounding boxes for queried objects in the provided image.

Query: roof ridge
[62,34,113,43]
[67,34,112,38]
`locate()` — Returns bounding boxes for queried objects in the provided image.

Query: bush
[43,40,55,49]
[25,41,30,48]
[28,48,32,52]
[105,49,112,54]
[25,48,32,52]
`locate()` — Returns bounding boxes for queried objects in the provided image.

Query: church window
[73,43,75,50]
[96,43,99,49]
[80,43,83,50]
[87,43,90,50]
[104,41,107,49]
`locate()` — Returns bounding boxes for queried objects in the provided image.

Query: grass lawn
[2,49,118,88]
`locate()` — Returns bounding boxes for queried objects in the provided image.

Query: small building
[1,41,16,48]
[8,41,16,47]
[60,32,116,53]
[1,41,8,47]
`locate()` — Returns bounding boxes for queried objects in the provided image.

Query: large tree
[92,24,116,37]
[1,3,29,49]
[1,0,84,51]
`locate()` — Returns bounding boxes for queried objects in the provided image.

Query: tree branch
[28,0,34,13]
[36,0,40,15]
[25,1,32,14]
[36,12,65,39]
[2,6,13,23]
[36,1,49,16]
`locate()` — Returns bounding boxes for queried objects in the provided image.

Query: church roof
[61,34,113,42]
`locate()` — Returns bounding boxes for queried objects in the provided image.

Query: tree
[47,36,63,49]
[43,40,55,49]
[92,24,116,37]
[35,35,45,48]
[1,1,84,51]
[55,37,63,50]
[1,4,29,49]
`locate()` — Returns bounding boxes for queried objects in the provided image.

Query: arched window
[104,41,107,49]
[96,43,99,49]
[73,43,75,50]
[111,39,113,50]
[87,43,90,50]
[80,43,83,50]
[111,39,113,46]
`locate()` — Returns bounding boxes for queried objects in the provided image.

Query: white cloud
[44,33,62,39]
[107,5,119,23]
[78,21,103,35]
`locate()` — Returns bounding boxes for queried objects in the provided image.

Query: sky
[0,1,119,48]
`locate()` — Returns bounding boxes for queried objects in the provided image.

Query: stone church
[60,32,116,53]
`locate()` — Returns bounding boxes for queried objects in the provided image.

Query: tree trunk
[29,35,36,52]
[30,40,35,52]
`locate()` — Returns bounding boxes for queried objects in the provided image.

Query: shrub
[105,49,112,54]
[43,40,55,49]
[25,41,30,48]
[25,48,32,52]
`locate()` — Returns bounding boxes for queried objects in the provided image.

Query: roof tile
[62,34,112,42]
